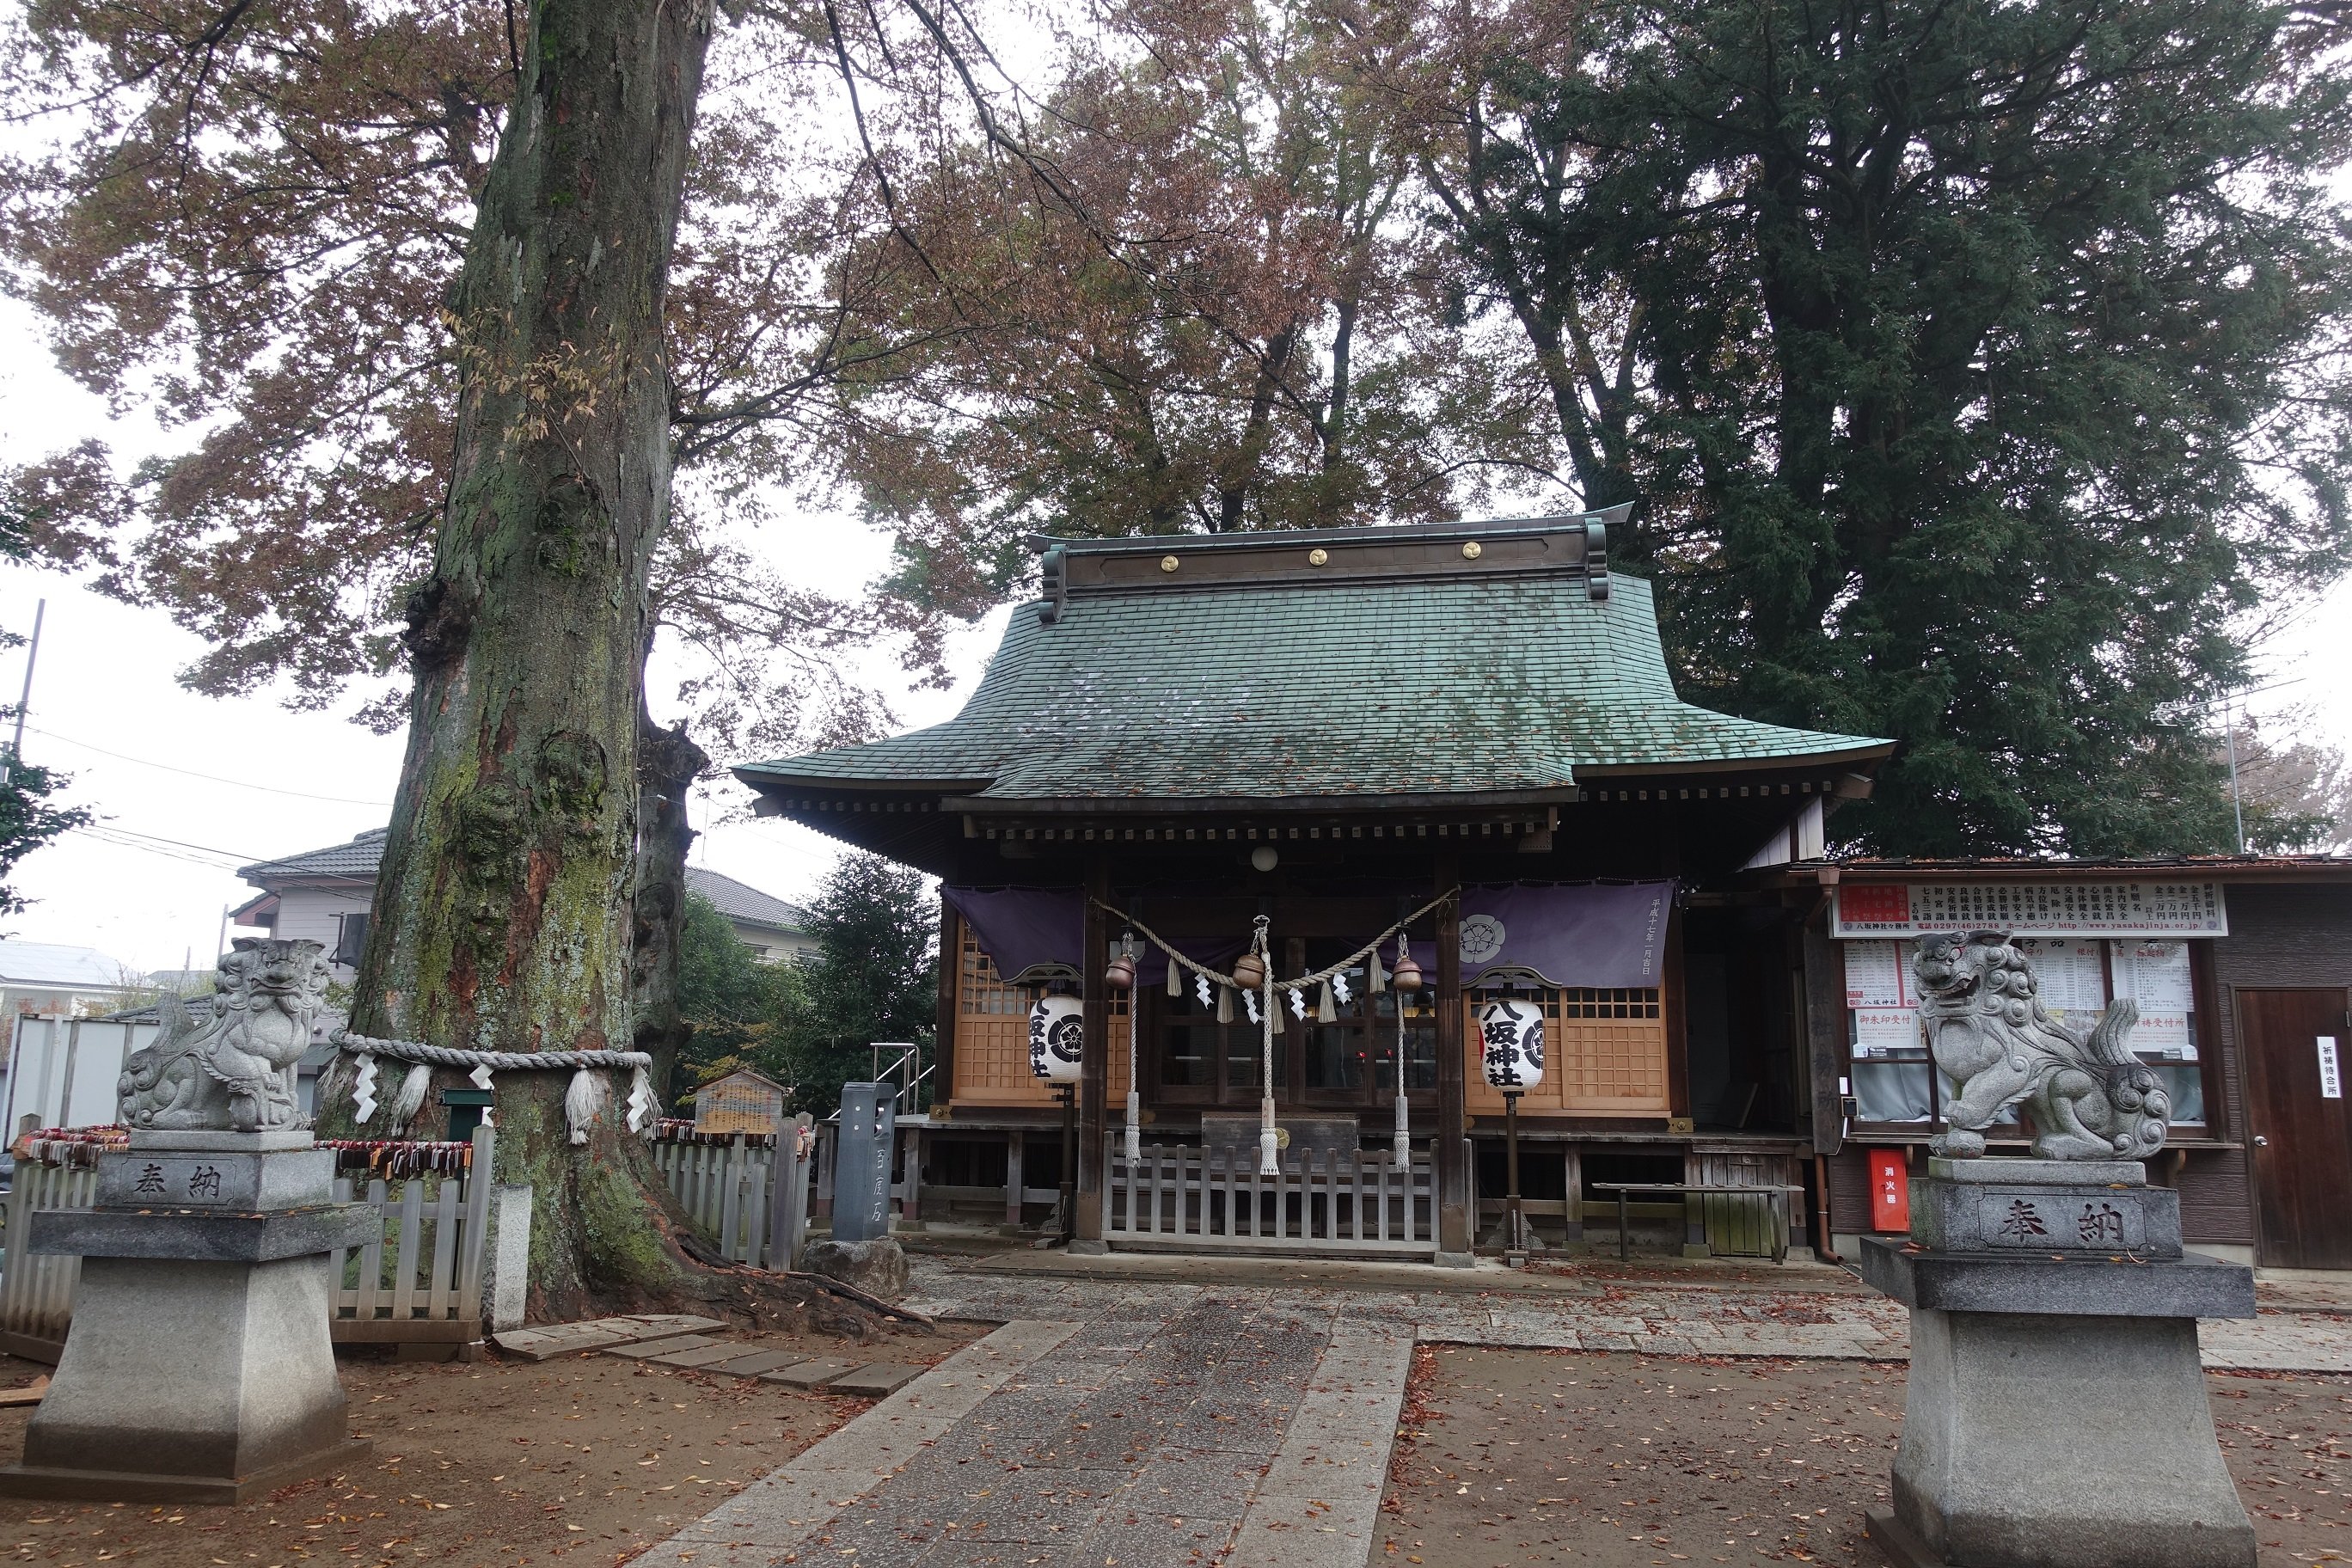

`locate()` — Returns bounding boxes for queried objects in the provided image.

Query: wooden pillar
[1435,855,1471,1261]
[1004,1132,1026,1230]
[900,1124,924,1227]
[1073,856,1111,1249]
[934,896,960,1112]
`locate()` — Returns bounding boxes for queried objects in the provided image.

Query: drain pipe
[1814,1154,1841,1264]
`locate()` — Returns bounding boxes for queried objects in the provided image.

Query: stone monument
[799,1082,907,1298]
[0,938,378,1503]
[1861,932,2256,1568]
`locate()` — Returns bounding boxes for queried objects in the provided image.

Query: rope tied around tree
[331,1029,660,1145]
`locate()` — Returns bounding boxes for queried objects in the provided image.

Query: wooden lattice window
[1466,986,1669,1117]
[950,930,1130,1107]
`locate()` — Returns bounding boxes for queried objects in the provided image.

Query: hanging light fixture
[1027,992,1085,1084]
[1478,995,1546,1092]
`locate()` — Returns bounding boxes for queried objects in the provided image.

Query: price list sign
[1833,881,2226,939]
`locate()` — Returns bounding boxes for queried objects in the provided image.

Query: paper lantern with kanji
[1027,995,1086,1084]
[1478,996,1545,1091]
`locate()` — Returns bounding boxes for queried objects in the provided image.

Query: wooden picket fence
[326,1129,495,1348]
[0,1130,497,1361]
[648,1119,816,1271]
[0,1157,99,1360]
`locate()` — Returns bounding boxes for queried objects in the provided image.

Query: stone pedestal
[1860,1158,2257,1568]
[0,1132,380,1504]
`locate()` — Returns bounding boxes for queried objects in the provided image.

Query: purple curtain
[941,887,1083,982]
[944,881,1675,991]
[1455,881,1675,989]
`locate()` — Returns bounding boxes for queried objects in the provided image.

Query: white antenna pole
[10,597,45,760]
[2225,689,2246,854]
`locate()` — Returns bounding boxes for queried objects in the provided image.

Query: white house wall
[248,886,371,982]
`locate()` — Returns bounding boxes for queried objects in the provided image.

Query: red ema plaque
[1838,884,1911,928]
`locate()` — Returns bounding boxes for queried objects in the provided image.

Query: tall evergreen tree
[1433,0,2352,854]
[773,854,936,1119]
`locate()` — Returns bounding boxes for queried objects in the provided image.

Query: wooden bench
[1589,1180,1806,1264]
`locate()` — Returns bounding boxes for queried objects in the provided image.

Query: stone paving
[626,1253,2352,1567]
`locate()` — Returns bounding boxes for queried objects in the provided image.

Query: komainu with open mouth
[1912,931,2169,1161]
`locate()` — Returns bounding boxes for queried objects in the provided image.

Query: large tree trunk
[322,0,718,1314]
[633,708,710,1099]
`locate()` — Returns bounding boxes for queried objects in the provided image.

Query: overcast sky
[2,293,2347,974]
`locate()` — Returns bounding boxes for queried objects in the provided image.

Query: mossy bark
[325,0,717,1314]
[632,709,709,1098]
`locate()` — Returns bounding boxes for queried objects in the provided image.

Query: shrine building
[738,512,2352,1269]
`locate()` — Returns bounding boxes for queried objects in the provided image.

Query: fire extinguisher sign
[1870,1148,1910,1231]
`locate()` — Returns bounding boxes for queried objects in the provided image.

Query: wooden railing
[649,1118,816,1271]
[1106,1142,1437,1257]
[327,1130,495,1346]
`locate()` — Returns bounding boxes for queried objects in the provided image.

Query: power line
[27,724,395,807]
[76,824,263,867]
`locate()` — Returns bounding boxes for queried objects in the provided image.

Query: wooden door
[2240,988,2352,1269]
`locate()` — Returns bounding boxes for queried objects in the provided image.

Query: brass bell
[1231,951,1266,992]
[1391,952,1424,994]
[1105,934,1137,991]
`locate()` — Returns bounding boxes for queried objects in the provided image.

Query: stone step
[643,1341,749,1369]
[760,1357,860,1389]
[707,1349,811,1378]
[493,1314,726,1362]
[824,1363,924,1397]
[601,1334,724,1361]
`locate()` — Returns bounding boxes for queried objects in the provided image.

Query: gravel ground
[1378,1345,2352,1567]
[0,1320,977,1568]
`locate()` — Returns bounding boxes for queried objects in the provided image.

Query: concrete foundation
[1860,1155,2257,1568]
[0,1132,378,1504]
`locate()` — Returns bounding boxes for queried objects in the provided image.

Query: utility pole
[10,597,45,761]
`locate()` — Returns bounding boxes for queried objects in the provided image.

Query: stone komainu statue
[1914,931,2170,1161]
[118,937,332,1133]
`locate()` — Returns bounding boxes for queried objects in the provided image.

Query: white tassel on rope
[1393,934,1412,1162]
[624,1065,658,1136]
[1255,915,1279,1176]
[1124,983,1143,1163]
[350,1052,379,1123]
[387,1063,432,1133]
[564,1066,607,1146]
[1367,946,1387,994]
[1317,978,1338,1023]
[469,1061,496,1130]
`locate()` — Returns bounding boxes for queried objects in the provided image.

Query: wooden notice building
[737,513,2352,1268]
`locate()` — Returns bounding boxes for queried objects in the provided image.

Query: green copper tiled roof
[739,573,1889,801]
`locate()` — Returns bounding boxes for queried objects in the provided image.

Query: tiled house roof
[738,534,1890,804]
[238,828,389,884]
[683,868,810,934]
[239,830,807,929]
